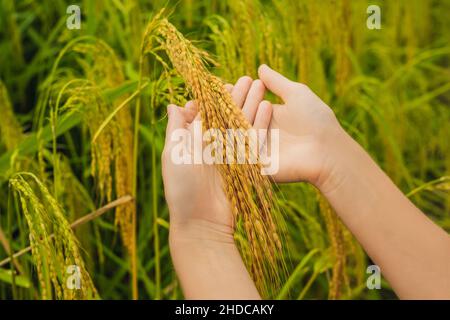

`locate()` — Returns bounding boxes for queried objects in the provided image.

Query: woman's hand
[258,64,346,190]
[162,101,232,235]
[259,65,450,299]
[162,76,272,240]
[161,76,270,299]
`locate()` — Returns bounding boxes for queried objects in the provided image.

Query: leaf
[277,248,320,299]
[156,218,169,230]
[0,81,142,181]
[0,268,31,288]
[0,111,82,180]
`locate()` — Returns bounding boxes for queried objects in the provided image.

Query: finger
[165,104,188,145]
[224,83,233,93]
[242,79,265,124]
[184,100,202,122]
[253,101,273,150]
[231,76,252,108]
[193,113,201,122]
[183,100,198,122]
[185,100,197,112]
[258,64,296,101]
[253,100,273,131]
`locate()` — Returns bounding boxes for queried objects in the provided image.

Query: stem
[51,108,58,198]
[406,176,450,198]
[298,271,319,300]
[130,54,145,301]
[0,195,134,268]
[151,82,161,299]
[7,188,17,298]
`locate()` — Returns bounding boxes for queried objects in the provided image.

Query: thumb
[165,104,187,145]
[258,64,296,101]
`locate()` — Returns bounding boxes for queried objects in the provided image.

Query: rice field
[0,0,449,300]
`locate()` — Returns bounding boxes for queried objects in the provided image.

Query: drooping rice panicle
[142,13,287,296]
[9,173,98,300]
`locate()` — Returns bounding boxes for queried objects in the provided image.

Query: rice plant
[9,173,98,299]
[0,0,449,300]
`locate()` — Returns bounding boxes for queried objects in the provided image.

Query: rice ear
[9,173,99,300]
[145,14,287,297]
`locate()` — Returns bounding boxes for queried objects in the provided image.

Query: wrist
[169,219,261,300]
[313,124,361,194]
[169,219,235,251]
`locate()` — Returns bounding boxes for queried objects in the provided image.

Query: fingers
[183,100,198,122]
[165,104,188,145]
[183,75,268,129]
[231,76,253,108]
[185,100,197,112]
[224,83,233,93]
[258,64,296,101]
[253,100,272,154]
[253,100,273,131]
[242,79,265,124]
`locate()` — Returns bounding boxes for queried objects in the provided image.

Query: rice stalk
[75,41,135,258]
[9,173,98,299]
[49,39,137,297]
[318,194,346,299]
[143,12,287,297]
[0,195,134,269]
[229,0,257,77]
[52,40,136,257]
[205,15,241,81]
[1,0,448,301]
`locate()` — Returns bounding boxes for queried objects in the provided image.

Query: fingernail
[239,75,252,82]
[258,64,268,74]
[260,100,271,109]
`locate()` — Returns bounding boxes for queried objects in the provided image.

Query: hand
[162,76,273,242]
[162,77,270,299]
[258,64,346,189]
[258,67,450,299]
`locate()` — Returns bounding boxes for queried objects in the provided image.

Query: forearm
[319,128,450,299]
[169,220,261,299]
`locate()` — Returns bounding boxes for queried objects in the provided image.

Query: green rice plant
[9,173,98,299]
[0,0,448,300]
[43,38,138,296]
[70,41,135,260]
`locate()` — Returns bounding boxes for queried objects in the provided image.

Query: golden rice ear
[56,40,136,260]
[145,16,288,297]
[9,173,99,300]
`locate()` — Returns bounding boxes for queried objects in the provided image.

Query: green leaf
[0,111,82,180]
[0,268,31,288]
[0,81,141,180]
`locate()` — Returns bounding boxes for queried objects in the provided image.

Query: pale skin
[162,64,450,299]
